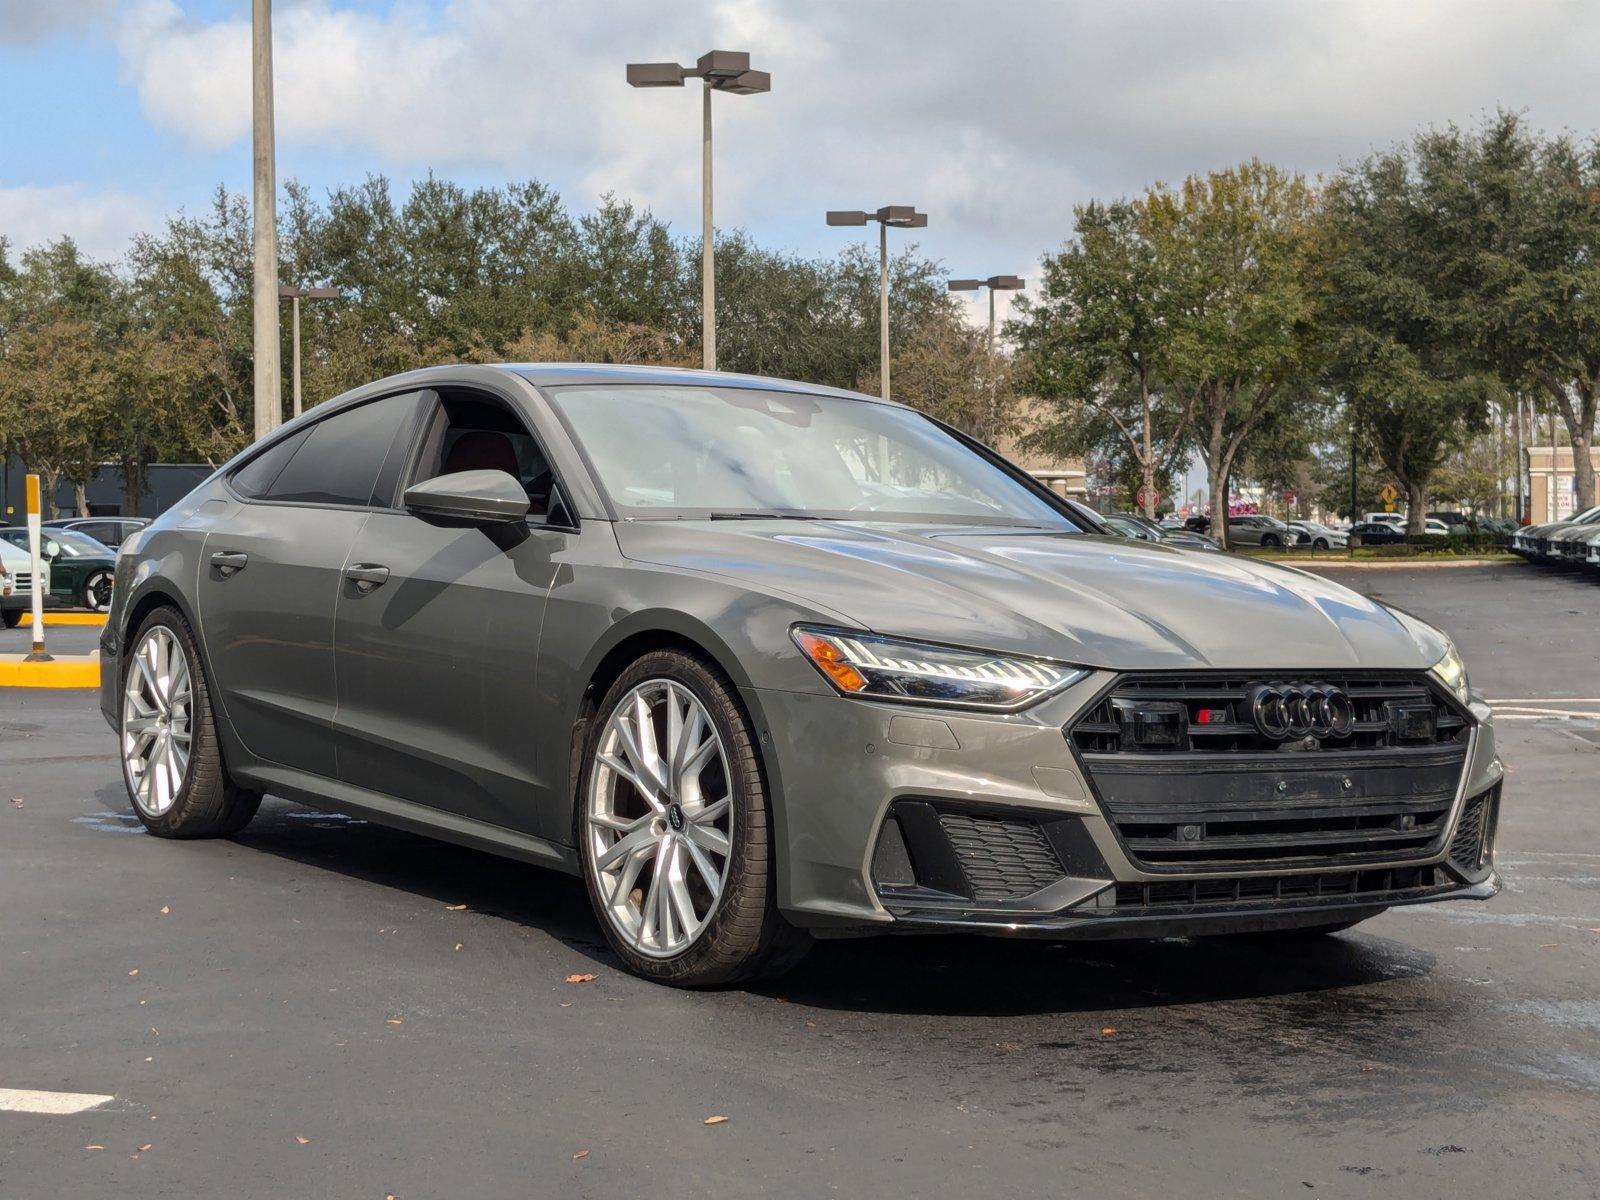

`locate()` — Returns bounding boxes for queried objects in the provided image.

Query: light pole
[826,206,928,401]
[277,285,342,418]
[627,51,771,372]
[949,275,1024,443]
[251,0,280,440]
[947,275,1024,352]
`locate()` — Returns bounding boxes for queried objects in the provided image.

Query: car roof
[500,362,885,404]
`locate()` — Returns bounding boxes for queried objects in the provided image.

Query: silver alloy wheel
[585,679,735,959]
[85,570,114,612]
[122,626,194,818]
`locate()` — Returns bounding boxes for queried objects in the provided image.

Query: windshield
[547,384,1082,529]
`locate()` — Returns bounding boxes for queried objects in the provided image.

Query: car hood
[617,520,1449,671]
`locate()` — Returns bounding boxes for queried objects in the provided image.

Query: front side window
[411,391,565,520]
[547,384,1079,529]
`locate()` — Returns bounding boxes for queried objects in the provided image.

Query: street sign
[1380,483,1399,503]
[1136,485,1160,510]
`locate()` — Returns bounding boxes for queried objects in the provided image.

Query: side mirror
[403,469,530,526]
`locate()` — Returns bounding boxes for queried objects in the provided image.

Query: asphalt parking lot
[2,562,1598,1199]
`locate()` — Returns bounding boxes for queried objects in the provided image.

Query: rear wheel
[82,569,114,612]
[577,650,809,987]
[121,607,261,838]
[2,609,21,629]
[1313,537,1330,550]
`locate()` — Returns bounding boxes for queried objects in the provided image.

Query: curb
[42,612,108,627]
[0,653,101,689]
[1286,558,1521,571]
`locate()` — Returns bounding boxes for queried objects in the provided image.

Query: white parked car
[1363,512,1406,528]
[0,539,51,629]
[1288,521,1348,549]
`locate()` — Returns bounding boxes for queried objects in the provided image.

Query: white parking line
[0,1088,114,1115]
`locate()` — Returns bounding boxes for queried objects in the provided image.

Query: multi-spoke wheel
[83,569,114,612]
[123,626,193,817]
[119,607,261,838]
[577,650,810,986]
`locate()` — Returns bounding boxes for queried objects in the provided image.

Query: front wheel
[1260,534,1281,548]
[577,650,810,987]
[82,569,114,612]
[1314,537,1330,550]
[120,607,261,838]
[1,609,21,629]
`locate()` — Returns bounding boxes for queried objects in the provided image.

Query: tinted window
[413,392,562,519]
[232,428,312,498]
[257,394,419,507]
[77,522,120,545]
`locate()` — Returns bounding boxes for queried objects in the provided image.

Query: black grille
[1449,786,1497,870]
[1109,864,1447,911]
[1071,674,1468,755]
[937,813,1063,901]
[1069,673,1472,872]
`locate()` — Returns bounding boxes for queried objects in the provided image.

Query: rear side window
[235,393,420,507]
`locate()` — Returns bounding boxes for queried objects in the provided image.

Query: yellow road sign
[1380,484,1399,503]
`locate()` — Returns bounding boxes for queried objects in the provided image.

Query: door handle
[210,550,248,576]
[345,564,390,593]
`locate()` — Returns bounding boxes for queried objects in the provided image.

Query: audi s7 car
[101,364,1503,986]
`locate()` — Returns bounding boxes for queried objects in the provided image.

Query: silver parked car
[100,365,1503,986]
[1226,514,1308,548]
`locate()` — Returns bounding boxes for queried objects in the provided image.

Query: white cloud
[0,0,113,44]
[103,0,1600,322]
[0,182,159,261]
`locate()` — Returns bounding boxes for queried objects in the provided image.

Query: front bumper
[745,677,1503,938]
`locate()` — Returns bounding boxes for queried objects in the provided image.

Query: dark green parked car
[0,527,116,611]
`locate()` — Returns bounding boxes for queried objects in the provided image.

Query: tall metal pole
[290,294,302,419]
[251,0,280,440]
[879,221,890,401]
[986,287,996,354]
[1349,419,1358,524]
[701,79,715,372]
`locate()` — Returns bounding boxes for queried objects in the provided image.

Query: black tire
[1,609,21,629]
[81,569,115,613]
[576,649,811,987]
[1314,537,1329,550]
[1260,534,1280,548]
[121,606,262,839]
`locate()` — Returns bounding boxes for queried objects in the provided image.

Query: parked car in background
[97,362,1502,986]
[1363,512,1406,528]
[0,540,50,628]
[1105,513,1221,551]
[1350,521,1407,545]
[1226,514,1308,548]
[1182,514,1213,534]
[1512,506,1600,561]
[41,516,149,549]
[0,527,117,611]
[1423,518,1452,536]
[1427,511,1470,530]
[1288,520,1348,550]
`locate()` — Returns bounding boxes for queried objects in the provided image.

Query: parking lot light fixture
[948,275,1024,352]
[277,285,344,418]
[627,50,771,373]
[827,205,930,400]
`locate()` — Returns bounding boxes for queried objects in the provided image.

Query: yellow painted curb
[42,612,108,627]
[0,653,101,688]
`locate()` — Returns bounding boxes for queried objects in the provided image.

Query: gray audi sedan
[100,364,1503,986]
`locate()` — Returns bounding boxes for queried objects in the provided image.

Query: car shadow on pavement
[209,799,1443,1018]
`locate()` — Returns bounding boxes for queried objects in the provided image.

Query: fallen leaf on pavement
[294,1136,310,1145]
[454,943,463,951]
[572,1149,590,1160]
[445,903,467,911]
[565,973,597,984]
[386,1018,403,1026]
[84,1145,104,1151]
[1100,1027,1118,1036]
[703,1115,729,1126]
[139,1144,152,1152]
[805,1021,817,1029]
[127,969,138,977]
[11,798,22,807]
[159,906,170,915]
[559,1002,572,1008]
[1539,943,1559,948]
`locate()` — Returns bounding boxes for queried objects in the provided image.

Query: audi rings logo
[1244,682,1355,741]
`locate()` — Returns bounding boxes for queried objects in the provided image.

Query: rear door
[332,386,576,840]
[196,392,425,778]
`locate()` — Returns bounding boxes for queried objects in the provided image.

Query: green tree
[1010,199,1194,517]
[1142,162,1324,546]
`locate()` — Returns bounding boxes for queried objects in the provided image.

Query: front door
[332,387,574,841]
[196,391,424,778]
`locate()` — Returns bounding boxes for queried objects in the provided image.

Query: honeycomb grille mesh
[937,813,1062,901]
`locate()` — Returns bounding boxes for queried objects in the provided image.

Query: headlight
[1429,644,1471,705]
[791,625,1088,711]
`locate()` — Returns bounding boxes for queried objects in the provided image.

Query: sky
[5,0,1600,332]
